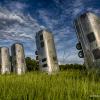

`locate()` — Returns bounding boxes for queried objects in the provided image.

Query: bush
[59,64,86,71]
[25,57,39,71]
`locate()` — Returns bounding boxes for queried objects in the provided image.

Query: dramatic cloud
[0,1,44,57]
[0,0,99,64]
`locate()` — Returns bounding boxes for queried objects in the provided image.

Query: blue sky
[0,0,100,64]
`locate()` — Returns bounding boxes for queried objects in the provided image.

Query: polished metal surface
[74,12,100,69]
[0,47,11,74]
[35,29,59,73]
[11,43,26,74]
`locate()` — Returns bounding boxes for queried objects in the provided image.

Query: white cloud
[0,11,24,24]
[87,7,100,15]
[0,2,44,58]
[0,0,99,64]
[52,0,100,64]
[37,3,84,64]
[0,5,43,41]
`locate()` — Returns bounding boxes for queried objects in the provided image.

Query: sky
[0,0,100,64]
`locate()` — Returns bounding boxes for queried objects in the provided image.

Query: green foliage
[0,64,1,70]
[25,57,86,72]
[10,56,86,72]
[59,64,86,71]
[0,71,99,100]
[25,57,39,71]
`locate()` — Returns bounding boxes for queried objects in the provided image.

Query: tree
[59,64,86,71]
[25,57,39,71]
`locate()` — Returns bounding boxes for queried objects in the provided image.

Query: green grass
[0,70,100,100]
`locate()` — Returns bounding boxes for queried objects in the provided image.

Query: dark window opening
[87,32,96,43]
[35,51,38,55]
[92,48,100,59]
[40,35,43,40]
[53,56,57,61]
[80,13,86,18]
[36,56,38,60]
[18,50,20,52]
[42,58,47,62]
[43,64,47,67]
[41,42,44,47]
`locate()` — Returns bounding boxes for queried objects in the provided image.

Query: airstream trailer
[0,47,1,72]
[35,29,59,73]
[11,43,26,74]
[0,47,11,74]
[74,12,100,70]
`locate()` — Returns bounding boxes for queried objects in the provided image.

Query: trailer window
[53,56,57,61]
[43,64,47,67]
[41,42,44,47]
[92,48,100,59]
[80,13,86,18]
[35,51,38,55]
[42,58,47,62]
[40,35,43,40]
[87,32,95,43]
[36,56,38,60]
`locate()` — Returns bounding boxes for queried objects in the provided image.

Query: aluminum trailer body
[11,43,26,74]
[35,29,59,73]
[0,47,1,72]
[0,47,11,74]
[74,12,100,69]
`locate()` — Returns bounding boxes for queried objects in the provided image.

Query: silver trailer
[0,47,1,72]
[35,29,59,73]
[11,43,26,74]
[0,47,11,74]
[74,12,100,70]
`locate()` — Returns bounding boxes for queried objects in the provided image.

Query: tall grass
[0,70,100,100]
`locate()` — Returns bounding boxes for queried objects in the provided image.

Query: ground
[0,70,100,100]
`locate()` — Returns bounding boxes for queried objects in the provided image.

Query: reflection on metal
[74,12,100,69]
[0,47,11,74]
[35,29,59,73]
[11,43,26,75]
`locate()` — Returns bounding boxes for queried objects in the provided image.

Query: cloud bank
[0,0,99,64]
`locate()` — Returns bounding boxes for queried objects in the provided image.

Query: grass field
[0,70,100,100]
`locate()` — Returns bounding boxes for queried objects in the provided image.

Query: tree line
[0,57,86,71]
[25,57,86,71]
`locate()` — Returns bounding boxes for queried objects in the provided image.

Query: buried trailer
[74,12,100,70]
[35,29,59,73]
[11,43,26,74]
[0,47,11,74]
